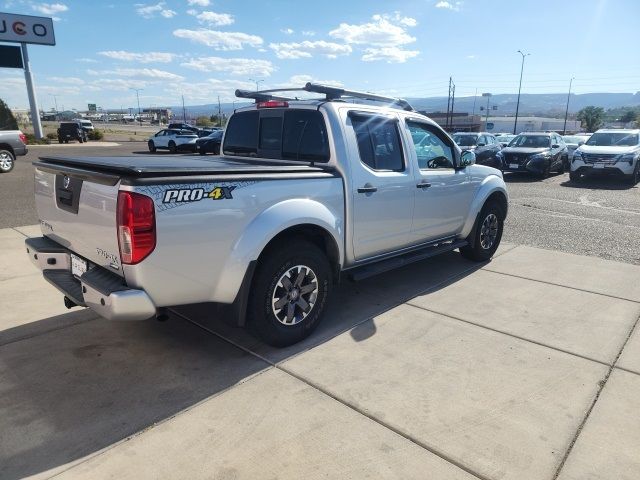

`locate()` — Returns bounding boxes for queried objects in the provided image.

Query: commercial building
[481,116,582,134]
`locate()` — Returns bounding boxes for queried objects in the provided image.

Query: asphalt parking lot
[1,143,639,479]
[2,142,639,264]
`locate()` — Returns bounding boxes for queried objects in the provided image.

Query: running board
[347,240,468,282]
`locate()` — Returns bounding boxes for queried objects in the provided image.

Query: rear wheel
[248,240,331,347]
[627,162,640,186]
[0,150,15,173]
[569,170,581,182]
[168,141,177,154]
[148,140,156,153]
[460,201,504,262]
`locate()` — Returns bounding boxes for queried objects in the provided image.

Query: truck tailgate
[34,162,124,276]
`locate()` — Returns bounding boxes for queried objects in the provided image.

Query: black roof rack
[235,83,414,112]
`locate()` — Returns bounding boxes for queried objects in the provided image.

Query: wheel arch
[0,143,15,157]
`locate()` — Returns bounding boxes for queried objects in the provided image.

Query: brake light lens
[256,100,288,109]
[19,133,27,144]
[117,191,156,265]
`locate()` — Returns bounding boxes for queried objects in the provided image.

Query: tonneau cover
[36,155,329,177]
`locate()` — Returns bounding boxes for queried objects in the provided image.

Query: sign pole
[20,42,43,139]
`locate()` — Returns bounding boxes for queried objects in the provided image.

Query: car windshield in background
[562,136,583,144]
[586,132,639,147]
[207,131,223,139]
[452,135,478,146]
[510,135,551,148]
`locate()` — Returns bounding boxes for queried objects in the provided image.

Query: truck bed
[35,155,331,178]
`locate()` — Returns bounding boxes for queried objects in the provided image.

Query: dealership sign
[0,12,55,45]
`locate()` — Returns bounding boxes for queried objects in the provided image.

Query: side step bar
[347,240,468,282]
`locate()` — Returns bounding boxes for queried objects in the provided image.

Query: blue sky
[1,0,639,111]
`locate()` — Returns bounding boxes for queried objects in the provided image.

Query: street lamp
[49,94,58,114]
[513,50,530,135]
[482,93,492,129]
[130,88,143,126]
[563,77,575,135]
[248,78,264,91]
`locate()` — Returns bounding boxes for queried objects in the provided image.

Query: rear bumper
[14,144,28,156]
[25,236,156,321]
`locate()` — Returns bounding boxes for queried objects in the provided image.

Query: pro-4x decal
[162,186,236,203]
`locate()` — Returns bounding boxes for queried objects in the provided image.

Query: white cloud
[187,0,209,5]
[281,28,294,35]
[301,30,316,37]
[89,79,148,91]
[362,46,419,63]
[99,50,177,63]
[166,78,256,102]
[31,2,68,15]
[196,11,234,26]
[329,13,417,47]
[435,1,462,11]
[135,2,176,19]
[181,56,275,76]
[173,29,263,50]
[284,75,343,88]
[47,76,85,85]
[75,57,98,63]
[270,40,352,59]
[88,68,184,82]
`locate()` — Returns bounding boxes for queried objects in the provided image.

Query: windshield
[562,136,583,144]
[496,135,514,142]
[452,135,478,147]
[586,132,639,147]
[207,131,223,139]
[509,135,551,148]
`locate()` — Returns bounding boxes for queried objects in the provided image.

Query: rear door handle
[416,182,431,189]
[357,186,378,194]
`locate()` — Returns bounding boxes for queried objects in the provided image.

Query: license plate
[594,163,605,169]
[509,163,519,169]
[71,254,87,278]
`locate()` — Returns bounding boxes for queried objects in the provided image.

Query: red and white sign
[0,12,55,46]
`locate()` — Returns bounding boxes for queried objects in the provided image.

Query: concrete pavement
[0,225,639,480]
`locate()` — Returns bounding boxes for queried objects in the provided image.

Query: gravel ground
[2,144,639,264]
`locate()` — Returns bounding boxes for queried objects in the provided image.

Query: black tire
[460,201,505,262]
[168,141,177,154]
[65,140,69,144]
[199,149,206,155]
[557,156,566,174]
[248,240,332,347]
[627,162,640,186]
[148,140,156,153]
[540,159,551,179]
[0,149,15,173]
[78,137,83,144]
[58,138,63,144]
[569,170,580,182]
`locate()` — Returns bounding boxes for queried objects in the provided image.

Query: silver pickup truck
[25,84,508,346]
[0,130,28,173]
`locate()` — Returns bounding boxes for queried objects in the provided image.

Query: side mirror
[578,141,585,146]
[460,150,476,167]
[552,144,560,148]
[476,142,486,147]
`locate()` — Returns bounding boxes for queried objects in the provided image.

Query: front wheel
[569,170,580,182]
[248,240,331,347]
[460,201,504,262]
[148,140,156,153]
[627,162,640,186]
[0,150,15,173]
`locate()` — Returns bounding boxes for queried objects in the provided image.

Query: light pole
[562,77,575,135]
[130,88,143,126]
[482,93,492,130]
[49,94,58,115]
[248,78,264,91]
[513,50,530,135]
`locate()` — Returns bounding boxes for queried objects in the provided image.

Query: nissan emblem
[63,175,71,189]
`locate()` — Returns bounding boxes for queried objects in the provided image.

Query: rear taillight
[256,100,288,108]
[117,191,156,265]
[19,133,27,144]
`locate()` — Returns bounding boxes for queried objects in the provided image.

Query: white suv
[570,129,640,185]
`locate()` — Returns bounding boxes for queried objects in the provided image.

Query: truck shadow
[0,251,484,479]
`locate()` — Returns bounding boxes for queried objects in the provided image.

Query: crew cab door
[403,120,474,241]
[347,111,415,260]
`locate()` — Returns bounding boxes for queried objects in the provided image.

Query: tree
[577,106,605,132]
[0,98,18,130]
[620,110,637,123]
[195,115,213,127]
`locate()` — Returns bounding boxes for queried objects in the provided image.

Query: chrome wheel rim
[271,265,318,326]
[0,152,13,171]
[479,213,499,250]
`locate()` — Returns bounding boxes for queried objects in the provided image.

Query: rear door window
[350,114,404,171]
[223,110,259,156]
[282,110,329,162]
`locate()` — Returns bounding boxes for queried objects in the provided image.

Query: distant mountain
[175,92,640,118]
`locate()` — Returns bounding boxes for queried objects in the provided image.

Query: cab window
[406,121,455,169]
[350,113,404,171]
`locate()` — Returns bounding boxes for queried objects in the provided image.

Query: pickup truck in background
[0,130,28,173]
[25,83,508,347]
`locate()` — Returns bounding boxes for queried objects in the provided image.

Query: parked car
[74,119,94,132]
[496,134,516,148]
[197,127,224,137]
[148,129,198,153]
[196,130,223,155]
[24,82,508,347]
[57,122,87,144]
[570,129,640,184]
[501,132,568,178]
[0,130,28,173]
[168,122,199,134]
[452,132,503,169]
[562,134,591,163]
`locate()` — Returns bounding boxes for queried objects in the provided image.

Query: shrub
[46,132,57,140]
[0,98,18,130]
[24,133,50,145]
[88,129,104,140]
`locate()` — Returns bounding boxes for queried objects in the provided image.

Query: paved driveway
[1,226,639,480]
